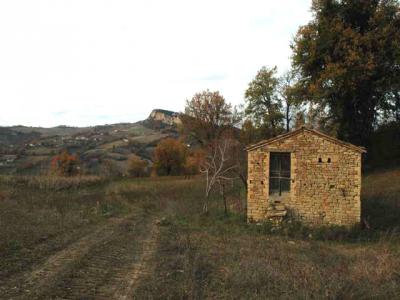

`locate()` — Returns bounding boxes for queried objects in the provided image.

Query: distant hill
[0,127,41,147]
[6,125,92,137]
[0,109,181,176]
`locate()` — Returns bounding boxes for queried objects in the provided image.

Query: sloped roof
[246,126,367,153]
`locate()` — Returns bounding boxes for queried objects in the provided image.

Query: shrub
[128,155,148,177]
[184,149,204,175]
[153,138,188,176]
[51,150,80,176]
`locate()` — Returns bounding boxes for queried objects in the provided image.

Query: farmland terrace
[0,111,180,177]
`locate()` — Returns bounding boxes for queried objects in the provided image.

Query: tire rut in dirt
[1,214,142,300]
[114,222,159,300]
[36,216,153,300]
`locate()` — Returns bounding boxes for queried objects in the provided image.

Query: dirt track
[1,212,159,300]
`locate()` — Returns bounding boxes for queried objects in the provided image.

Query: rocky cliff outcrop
[147,109,181,126]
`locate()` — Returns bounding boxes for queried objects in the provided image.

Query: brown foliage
[180,90,239,146]
[51,150,80,177]
[128,155,148,177]
[184,149,205,176]
[153,138,188,176]
[291,0,400,145]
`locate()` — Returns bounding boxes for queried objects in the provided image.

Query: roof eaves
[246,127,366,153]
[305,128,366,153]
[245,127,304,152]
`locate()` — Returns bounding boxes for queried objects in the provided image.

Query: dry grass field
[134,169,400,299]
[0,169,399,299]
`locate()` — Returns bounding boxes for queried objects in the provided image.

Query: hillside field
[0,111,180,177]
[0,168,399,299]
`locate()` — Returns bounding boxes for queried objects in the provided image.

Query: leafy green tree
[278,70,303,132]
[291,0,400,146]
[382,86,400,123]
[244,66,284,137]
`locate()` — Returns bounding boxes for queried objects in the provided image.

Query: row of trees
[152,138,203,176]
[49,138,201,178]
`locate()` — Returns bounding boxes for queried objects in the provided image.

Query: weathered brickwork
[247,127,366,226]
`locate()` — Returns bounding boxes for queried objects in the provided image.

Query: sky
[0,0,312,127]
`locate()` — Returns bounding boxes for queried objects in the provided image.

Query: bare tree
[200,138,238,215]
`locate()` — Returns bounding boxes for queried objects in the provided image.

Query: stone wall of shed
[247,150,269,221]
[247,131,362,226]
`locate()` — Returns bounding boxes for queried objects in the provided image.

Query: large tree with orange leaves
[291,0,400,146]
[180,90,240,146]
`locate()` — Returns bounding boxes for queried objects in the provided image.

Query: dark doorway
[269,152,291,197]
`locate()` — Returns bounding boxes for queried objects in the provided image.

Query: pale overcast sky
[0,0,312,127]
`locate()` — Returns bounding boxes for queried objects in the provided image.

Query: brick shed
[246,127,366,226]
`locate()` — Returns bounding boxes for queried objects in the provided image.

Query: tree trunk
[394,94,400,122]
[203,194,209,214]
[221,182,228,216]
[286,103,290,132]
[238,172,247,190]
